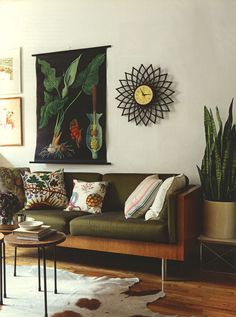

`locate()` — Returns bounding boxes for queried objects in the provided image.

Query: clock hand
[140,88,145,96]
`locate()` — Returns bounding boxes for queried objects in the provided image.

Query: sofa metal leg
[160,258,167,296]
[161,258,167,281]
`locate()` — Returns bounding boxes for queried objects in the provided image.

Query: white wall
[0,0,235,184]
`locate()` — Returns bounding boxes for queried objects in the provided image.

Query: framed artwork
[0,48,21,95]
[0,97,23,146]
[33,45,110,164]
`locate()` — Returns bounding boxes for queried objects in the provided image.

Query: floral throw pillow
[0,167,30,209]
[65,180,108,214]
[21,169,68,210]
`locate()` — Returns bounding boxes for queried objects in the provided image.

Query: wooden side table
[0,224,18,232]
[0,227,16,300]
[5,232,66,317]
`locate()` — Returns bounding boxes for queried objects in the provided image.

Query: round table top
[4,231,66,248]
[0,232,4,241]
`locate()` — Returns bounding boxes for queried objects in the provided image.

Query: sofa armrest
[167,193,178,244]
[167,185,202,246]
[176,185,202,259]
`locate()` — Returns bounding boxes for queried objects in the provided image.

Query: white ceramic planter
[203,200,236,239]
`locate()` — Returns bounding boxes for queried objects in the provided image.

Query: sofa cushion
[102,173,152,211]
[21,169,68,210]
[25,209,89,234]
[0,167,30,208]
[65,180,108,213]
[69,211,169,243]
[124,175,162,219]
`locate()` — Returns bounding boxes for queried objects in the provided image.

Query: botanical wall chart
[33,46,109,164]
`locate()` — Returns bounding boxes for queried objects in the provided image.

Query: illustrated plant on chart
[37,53,105,159]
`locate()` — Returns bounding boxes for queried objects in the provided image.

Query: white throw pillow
[124,175,163,219]
[65,180,108,214]
[145,174,187,220]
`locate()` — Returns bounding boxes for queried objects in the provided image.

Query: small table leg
[14,247,17,277]
[54,247,57,294]
[38,248,41,291]
[3,242,6,298]
[42,247,48,317]
[0,242,3,305]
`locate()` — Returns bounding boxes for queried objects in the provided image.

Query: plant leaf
[38,58,61,93]
[44,91,53,104]
[39,97,68,128]
[216,106,223,157]
[76,53,105,95]
[214,132,222,200]
[197,165,206,199]
[222,98,233,155]
[62,55,81,98]
[61,86,69,99]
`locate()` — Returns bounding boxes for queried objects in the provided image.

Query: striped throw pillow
[124,175,163,219]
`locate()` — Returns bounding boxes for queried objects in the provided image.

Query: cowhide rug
[1,265,185,317]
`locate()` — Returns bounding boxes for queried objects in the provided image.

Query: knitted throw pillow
[0,167,30,209]
[21,169,68,210]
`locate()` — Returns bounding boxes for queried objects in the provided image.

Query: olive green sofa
[24,172,201,279]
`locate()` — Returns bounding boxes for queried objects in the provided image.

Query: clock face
[134,85,154,106]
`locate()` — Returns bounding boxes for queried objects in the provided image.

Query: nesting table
[4,232,66,317]
[0,232,4,305]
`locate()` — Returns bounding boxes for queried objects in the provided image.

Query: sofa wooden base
[59,235,184,260]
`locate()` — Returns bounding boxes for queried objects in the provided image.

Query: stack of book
[13,225,56,241]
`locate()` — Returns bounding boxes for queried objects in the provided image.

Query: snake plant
[197,99,236,202]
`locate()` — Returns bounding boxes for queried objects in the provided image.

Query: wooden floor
[4,244,236,317]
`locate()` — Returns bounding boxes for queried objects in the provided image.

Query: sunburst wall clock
[116,64,175,126]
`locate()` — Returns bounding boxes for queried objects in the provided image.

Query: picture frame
[0,47,21,95]
[0,97,23,146]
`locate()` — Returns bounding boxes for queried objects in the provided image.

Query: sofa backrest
[27,171,178,211]
[102,173,147,211]
[102,173,178,211]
